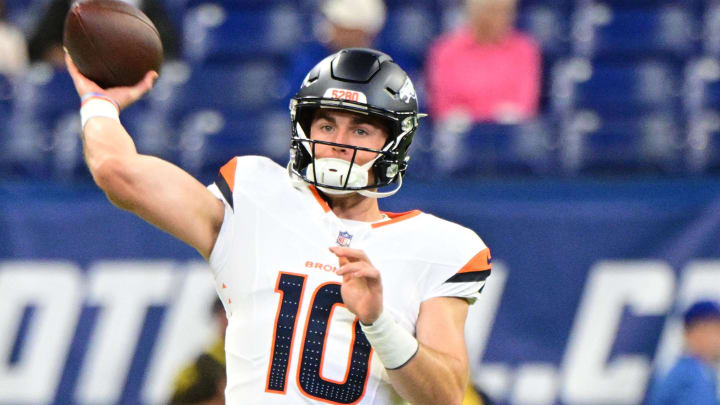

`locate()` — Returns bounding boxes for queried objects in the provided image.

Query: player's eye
[355,128,369,136]
[320,124,334,132]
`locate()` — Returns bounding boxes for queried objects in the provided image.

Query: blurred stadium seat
[551,58,681,116]
[175,108,289,176]
[689,58,720,111]
[591,0,703,9]
[13,64,77,125]
[3,0,51,32]
[559,110,683,175]
[183,3,302,64]
[683,56,720,172]
[181,0,305,11]
[703,1,720,56]
[377,5,439,74]
[431,119,556,176]
[573,3,697,61]
[1,65,79,179]
[4,0,720,178]
[0,73,12,119]
[516,3,571,58]
[685,110,720,172]
[161,62,290,120]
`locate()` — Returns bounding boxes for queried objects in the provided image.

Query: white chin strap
[306,157,373,195]
[304,157,402,198]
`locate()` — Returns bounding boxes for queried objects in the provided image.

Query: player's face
[309,109,389,166]
[707,320,720,360]
[687,319,720,361]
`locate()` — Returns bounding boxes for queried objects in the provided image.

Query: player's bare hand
[330,246,383,324]
[65,52,157,111]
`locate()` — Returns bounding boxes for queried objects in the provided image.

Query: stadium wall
[2,178,720,405]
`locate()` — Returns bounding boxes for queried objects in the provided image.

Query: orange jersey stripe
[372,210,422,229]
[219,157,238,192]
[457,248,492,273]
[308,186,332,213]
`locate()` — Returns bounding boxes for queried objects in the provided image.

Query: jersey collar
[309,185,421,228]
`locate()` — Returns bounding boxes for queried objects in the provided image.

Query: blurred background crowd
[2,0,719,183]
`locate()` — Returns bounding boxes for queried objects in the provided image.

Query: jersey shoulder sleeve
[414,214,491,304]
[208,155,286,210]
[206,156,287,272]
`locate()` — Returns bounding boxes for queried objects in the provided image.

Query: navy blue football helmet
[288,48,423,198]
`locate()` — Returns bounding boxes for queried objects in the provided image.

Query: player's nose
[330,128,352,151]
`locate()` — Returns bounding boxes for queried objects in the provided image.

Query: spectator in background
[0,0,29,76]
[645,300,720,405]
[426,0,540,124]
[168,299,227,405]
[28,0,180,69]
[288,0,386,90]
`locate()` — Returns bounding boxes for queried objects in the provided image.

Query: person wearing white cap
[320,0,386,50]
[288,0,387,97]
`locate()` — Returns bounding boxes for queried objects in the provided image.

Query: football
[63,0,163,88]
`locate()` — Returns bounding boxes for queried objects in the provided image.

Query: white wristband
[360,311,419,370]
[80,93,120,129]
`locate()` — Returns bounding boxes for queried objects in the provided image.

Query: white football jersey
[207,156,491,405]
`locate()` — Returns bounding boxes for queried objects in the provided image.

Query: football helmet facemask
[288,48,423,198]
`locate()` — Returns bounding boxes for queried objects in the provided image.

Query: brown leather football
[63,0,163,88]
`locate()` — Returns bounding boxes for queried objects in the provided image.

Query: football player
[66,48,491,405]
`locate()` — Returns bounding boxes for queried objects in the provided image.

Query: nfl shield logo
[336,231,353,247]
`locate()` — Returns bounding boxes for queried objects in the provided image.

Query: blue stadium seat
[377,5,439,74]
[696,75,720,111]
[557,59,681,116]
[0,73,12,119]
[0,110,10,173]
[14,64,77,126]
[595,0,701,8]
[3,0,52,31]
[1,64,89,179]
[164,62,291,119]
[173,108,290,176]
[704,3,720,57]
[683,57,720,117]
[182,0,304,11]
[684,111,720,173]
[0,118,49,178]
[431,119,556,176]
[684,56,720,173]
[0,111,82,180]
[516,5,571,58]
[518,0,574,10]
[184,5,303,64]
[583,5,697,60]
[559,111,682,174]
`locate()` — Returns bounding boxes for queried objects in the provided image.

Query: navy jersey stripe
[215,175,234,210]
[445,269,491,283]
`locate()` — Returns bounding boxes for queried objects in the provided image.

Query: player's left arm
[332,246,469,405]
[387,296,469,405]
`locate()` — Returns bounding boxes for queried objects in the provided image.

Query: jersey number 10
[265,272,373,404]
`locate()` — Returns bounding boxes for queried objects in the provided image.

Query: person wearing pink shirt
[426,0,541,124]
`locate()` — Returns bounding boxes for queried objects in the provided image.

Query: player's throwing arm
[64,1,224,260]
